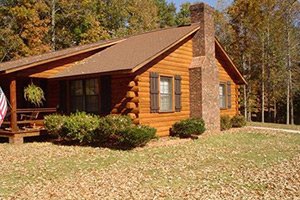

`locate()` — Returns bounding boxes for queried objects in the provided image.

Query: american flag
[0,87,8,127]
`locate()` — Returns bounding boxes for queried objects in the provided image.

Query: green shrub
[220,115,232,131]
[118,125,157,147]
[44,114,66,136]
[61,112,99,143]
[172,118,206,138]
[231,115,246,128]
[93,115,132,142]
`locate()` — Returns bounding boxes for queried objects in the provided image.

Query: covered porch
[0,74,139,144]
[0,77,57,144]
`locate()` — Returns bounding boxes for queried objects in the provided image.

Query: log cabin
[0,3,246,143]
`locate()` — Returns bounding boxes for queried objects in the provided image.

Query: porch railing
[2,107,57,131]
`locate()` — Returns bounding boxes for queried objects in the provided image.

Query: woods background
[0,0,299,124]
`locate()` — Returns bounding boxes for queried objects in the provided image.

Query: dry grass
[0,128,299,200]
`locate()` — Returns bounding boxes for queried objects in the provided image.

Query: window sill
[159,110,175,114]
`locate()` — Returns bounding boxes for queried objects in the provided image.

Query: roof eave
[50,69,132,80]
[0,39,125,75]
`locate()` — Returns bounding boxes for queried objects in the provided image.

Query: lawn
[248,121,300,131]
[0,128,299,199]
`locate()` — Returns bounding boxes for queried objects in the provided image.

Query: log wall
[137,37,193,136]
[111,74,139,123]
[217,60,239,117]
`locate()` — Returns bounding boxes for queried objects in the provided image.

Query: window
[71,80,84,111]
[219,83,226,109]
[150,72,181,113]
[85,79,99,113]
[160,77,173,112]
[70,79,99,113]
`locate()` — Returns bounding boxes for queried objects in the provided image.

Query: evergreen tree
[175,2,191,26]
[155,0,176,28]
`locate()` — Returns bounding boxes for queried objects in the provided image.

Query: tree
[155,0,176,28]
[175,2,191,26]
[218,0,300,124]
[124,0,158,35]
[0,0,51,60]
[101,0,129,37]
[53,0,109,48]
[281,0,300,124]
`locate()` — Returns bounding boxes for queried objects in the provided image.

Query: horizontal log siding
[138,38,192,136]
[217,60,239,117]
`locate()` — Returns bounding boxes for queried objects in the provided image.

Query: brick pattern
[189,3,220,131]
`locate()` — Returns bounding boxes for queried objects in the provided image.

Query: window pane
[71,80,83,96]
[86,96,99,113]
[161,94,172,111]
[70,79,100,113]
[71,80,84,112]
[160,77,173,112]
[86,79,99,95]
[71,96,84,112]
[219,84,226,108]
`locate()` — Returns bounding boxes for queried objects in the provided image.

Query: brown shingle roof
[52,24,199,78]
[0,38,123,74]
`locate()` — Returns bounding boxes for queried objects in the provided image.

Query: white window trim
[219,83,227,109]
[159,76,174,112]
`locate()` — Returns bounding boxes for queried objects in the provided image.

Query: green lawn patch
[248,121,300,131]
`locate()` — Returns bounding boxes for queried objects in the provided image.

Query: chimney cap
[189,2,214,13]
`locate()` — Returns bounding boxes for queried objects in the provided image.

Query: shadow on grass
[0,135,53,144]
[0,133,139,150]
[0,137,9,143]
[51,137,138,151]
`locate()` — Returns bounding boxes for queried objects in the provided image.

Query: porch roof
[0,38,123,74]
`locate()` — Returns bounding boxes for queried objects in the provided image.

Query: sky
[167,0,234,10]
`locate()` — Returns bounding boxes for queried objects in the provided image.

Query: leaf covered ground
[0,128,299,200]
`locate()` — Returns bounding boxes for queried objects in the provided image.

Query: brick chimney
[189,3,220,131]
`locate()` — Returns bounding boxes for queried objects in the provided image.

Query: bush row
[44,112,156,148]
[220,115,246,131]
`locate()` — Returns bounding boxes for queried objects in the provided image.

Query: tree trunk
[290,69,294,125]
[243,85,247,119]
[286,12,291,125]
[51,0,56,51]
[262,38,265,123]
[247,83,252,122]
[274,99,277,123]
[242,54,247,119]
[266,21,271,122]
[286,71,290,125]
[247,55,252,122]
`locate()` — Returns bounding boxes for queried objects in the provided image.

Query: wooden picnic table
[2,107,56,127]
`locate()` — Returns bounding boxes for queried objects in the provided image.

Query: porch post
[10,78,18,132]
